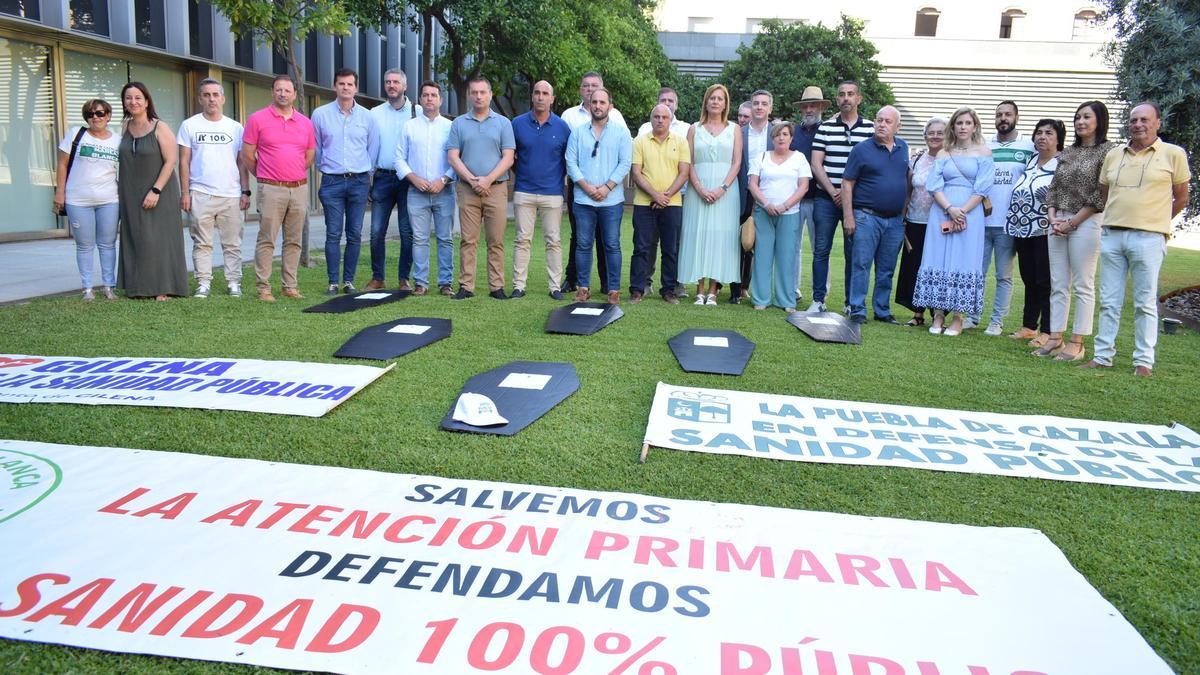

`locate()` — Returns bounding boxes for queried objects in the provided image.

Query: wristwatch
[241,189,252,196]
[149,186,161,195]
[442,176,452,186]
[720,183,729,191]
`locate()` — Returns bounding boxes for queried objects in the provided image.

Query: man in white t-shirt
[178,78,250,298]
[971,100,1036,333]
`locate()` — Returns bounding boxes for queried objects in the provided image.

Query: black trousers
[630,205,681,296]
[1013,235,1051,333]
[895,219,927,312]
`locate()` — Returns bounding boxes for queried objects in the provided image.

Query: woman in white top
[53,99,121,300]
[747,122,811,311]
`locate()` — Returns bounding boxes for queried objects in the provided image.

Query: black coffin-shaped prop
[787,312,862,345]
[303,290,411,313]
[440,361,580,436]
[334,317,451,360]
[668,329,755,375]
[545,302,624,335]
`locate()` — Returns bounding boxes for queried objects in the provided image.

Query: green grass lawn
[2,213,1199,673]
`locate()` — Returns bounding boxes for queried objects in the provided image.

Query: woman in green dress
[117,81,187,300]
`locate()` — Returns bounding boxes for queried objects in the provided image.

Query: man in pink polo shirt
[241,74,316,301]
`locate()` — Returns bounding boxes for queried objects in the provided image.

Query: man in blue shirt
[366,68,416,292]
[841,105,909,324]
[566,88,632,304]
[790,85,831,304]
[311,68,380,295]
[446,76,516,300]
[511,80,571,300]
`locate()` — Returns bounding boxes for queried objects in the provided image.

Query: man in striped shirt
[806,80,874,314]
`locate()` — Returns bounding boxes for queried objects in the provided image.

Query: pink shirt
[243,106,315,182]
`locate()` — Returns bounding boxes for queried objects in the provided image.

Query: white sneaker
[81,288,94,301]
[228,283,242,298]
[705,293,717,306]
[693,294,706,305]
[843,304,851,315]
[806,301,826,313]
[962,318,978,330]
[194,284,210,299]
[984,322,1003,336]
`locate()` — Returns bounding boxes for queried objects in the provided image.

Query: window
[0,38,56,234]
[333,35,344,73]
[0,0,40,20]
[188,0,213,59]
[305,34,318,84]
[999,9,1026,39]
[687,17,712,32]
[358,29,368,82]
[1073,9,1102,40]
[234,35,253,68]
[378,31,388,81]
[745,19,764,33]
[271,41,287,75]
[135,0,166,48]
[128,61,185,129]
[914,7,939,37]
[70,0,110,36]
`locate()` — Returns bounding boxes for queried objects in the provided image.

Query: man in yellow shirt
[629,104,690,304]
[1083,102,1191,376]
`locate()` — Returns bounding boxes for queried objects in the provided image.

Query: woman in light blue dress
[913,106,994,336]
[678,84,743,305]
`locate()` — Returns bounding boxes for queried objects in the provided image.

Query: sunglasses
[84,110,110,119]
[592,139,600,157]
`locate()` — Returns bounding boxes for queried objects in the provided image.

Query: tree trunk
[421,13,433,82]
[286,27,315,268]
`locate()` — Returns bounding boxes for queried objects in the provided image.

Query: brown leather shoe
[1133,365,1153,377]
[574,287,590,302]
[607,290,620,304]
[663,295,679,305]
[281,288,304,299]
[364,279,386,291]
[412,285,428,296]
[257,290,276,302]
[629,291,643,304]
[1079,359,1111,370]
[398,279,412,292]
[439,284,453,296]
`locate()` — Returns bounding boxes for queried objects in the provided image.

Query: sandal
[1008,327,1038,339]
[1033,339,1064,357]
[1054,340,1086,362]
[1028,333,1050,348]
[905,316,925,327]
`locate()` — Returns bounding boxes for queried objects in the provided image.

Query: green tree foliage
[718,17,894,122]
[1103,0,1200,215]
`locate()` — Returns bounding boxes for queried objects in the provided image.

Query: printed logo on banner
[668,390,731,424]
[0,448,62,523]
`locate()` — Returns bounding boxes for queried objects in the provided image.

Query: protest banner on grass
[0,355,391,417]
[0,439,1173,673]
[643,382,1200,492]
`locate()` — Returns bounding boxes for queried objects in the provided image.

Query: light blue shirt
[370,97,415,171]
[396,113,455,183]
[566,118,632,207]
[311,100,379,175]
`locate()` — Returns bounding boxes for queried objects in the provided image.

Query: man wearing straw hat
[791,85,832,304]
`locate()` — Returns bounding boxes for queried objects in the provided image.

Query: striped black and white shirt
[811,114,874,196]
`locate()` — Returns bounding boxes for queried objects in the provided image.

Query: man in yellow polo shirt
[1083,101,1191,377]
[629,104,690,304]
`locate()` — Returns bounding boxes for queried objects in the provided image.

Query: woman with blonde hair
[678,83,743,305]
[913,106,994,336]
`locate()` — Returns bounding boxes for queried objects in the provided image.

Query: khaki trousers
[254,183,307,292]
[512,191,563,292]
[455,182,508,292]
[189,191,244,284]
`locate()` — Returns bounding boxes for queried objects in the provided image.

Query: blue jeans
[972,228,1015,325]
[751,205,799,309]
[1093,228,1166,369]
[67,202,119,288]
[320,173,370,284]
[574,203,623,292]
[793,199,817,297]
[408,187,456,288]
[812,195,853,304]
[848,209,905,319]
[369,170,412,283]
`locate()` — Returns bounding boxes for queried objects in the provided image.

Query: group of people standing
[53,69,1189,375]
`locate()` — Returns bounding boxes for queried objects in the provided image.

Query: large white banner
[0,355,392,417]
[644,382,1200,492]
[0,439,1172,674]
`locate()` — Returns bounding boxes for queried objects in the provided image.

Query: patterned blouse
[905,150,935,223]
[1006,155,1058,238]
[1044,141,1117,214]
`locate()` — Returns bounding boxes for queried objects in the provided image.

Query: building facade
[656,1,1118,147]
[0,0,437,241]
